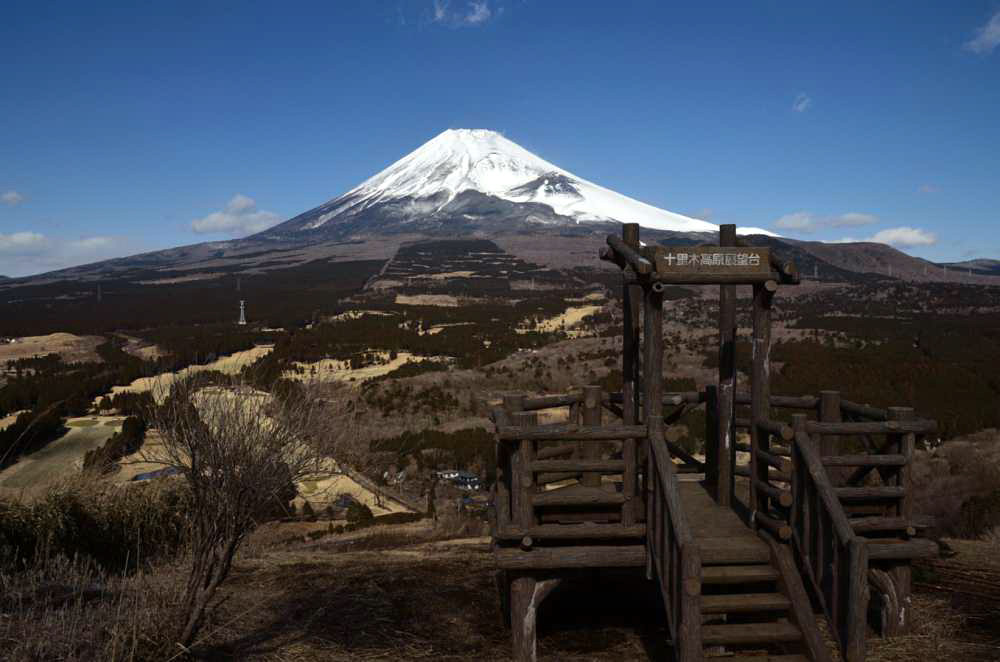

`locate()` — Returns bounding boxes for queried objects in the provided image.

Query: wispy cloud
[191,194,281,237]
[792,92,812,113]
[1,190,25,206]
[965,10,1000,54]
[0,231,127,277]
[773,211,878,234]
[0,231,48,255]
[837,226,938,248]
[432,0,496,27]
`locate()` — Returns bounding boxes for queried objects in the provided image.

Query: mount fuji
[258,129,775,240]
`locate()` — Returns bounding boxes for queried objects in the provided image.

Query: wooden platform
[681,481,770,565]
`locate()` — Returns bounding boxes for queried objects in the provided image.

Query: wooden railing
[645,415,702,661]
[790,414,868,662]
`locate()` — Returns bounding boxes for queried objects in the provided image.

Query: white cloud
[792,92,812,112]
[965,10,1000,54]
[867,227,937,247]
[836,227,938,248]
[0,231,49,255]
[0,231,129,277]
[830,212,878,228]
[773,211,878,234]
[191,194,281,236]
[774,211,818,232]
[2,190,25,206]
[432,0,495,27]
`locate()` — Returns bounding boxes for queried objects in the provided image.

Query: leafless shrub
[148,374,332,649]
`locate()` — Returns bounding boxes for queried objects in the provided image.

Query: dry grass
[0,555,184,661]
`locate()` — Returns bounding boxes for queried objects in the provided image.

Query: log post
[819,390,842,460]
[622,223,641,525]
[717,224,737,507]
[512,411,538,528]
[510,573,562,662]
[499,395,525,530]
[704,385,719,498]
[883,406,914,637]
[643,283,663,581]
[750,280,776,518]
[581,385,602,488]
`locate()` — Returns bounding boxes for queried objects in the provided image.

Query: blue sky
[1,1,998,276]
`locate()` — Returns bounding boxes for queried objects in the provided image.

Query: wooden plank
[700,592,791,613]
[534,444,575,460]
[702,622,801,646]
[530,459,624,472]
[701,564,779,584]
[521,393,580,411]
[850,516,917,535]
[531,484,625,507]
[822,454,907,467]
[835,486,906,500]
[495,544,646,569]
[513,412,538,528]
[496,523,645,540]
[498,423,646,441]
[866,538,938,560]
[698,537,771,564]
[806,420,936,435]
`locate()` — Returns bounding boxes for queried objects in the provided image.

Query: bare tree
[149,375,328,649]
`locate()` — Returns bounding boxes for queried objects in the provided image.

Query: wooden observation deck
[490,224,938,661]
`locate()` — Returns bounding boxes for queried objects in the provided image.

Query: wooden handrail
[645,416,702,660]
[790,414,868,662]
[806,420,936,436]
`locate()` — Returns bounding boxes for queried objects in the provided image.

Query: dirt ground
[190,523,1000,661]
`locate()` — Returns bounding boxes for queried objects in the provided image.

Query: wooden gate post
[643,283,664,581]
[717,224,737,507]
[621,223,641,525]
[750,280,776,517]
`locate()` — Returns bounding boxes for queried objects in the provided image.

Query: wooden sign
[648,246,771,276]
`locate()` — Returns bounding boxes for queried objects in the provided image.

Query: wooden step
[822,454,906,467]
[712,656,808,662]
[531,484,626,507]
[702,621,801,646]
[698,537,771,565]
[701,565,780,585]
[850,516,918,534]
[835,486,905,501]
[700,592,791,614]
[866,538,938,560]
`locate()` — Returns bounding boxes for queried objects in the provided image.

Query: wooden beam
[498,423,646,441]
[495,545,646,569]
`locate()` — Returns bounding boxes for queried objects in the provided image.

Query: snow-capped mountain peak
[266,129,775,237]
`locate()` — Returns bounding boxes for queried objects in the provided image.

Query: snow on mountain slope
[298,129,775,236]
